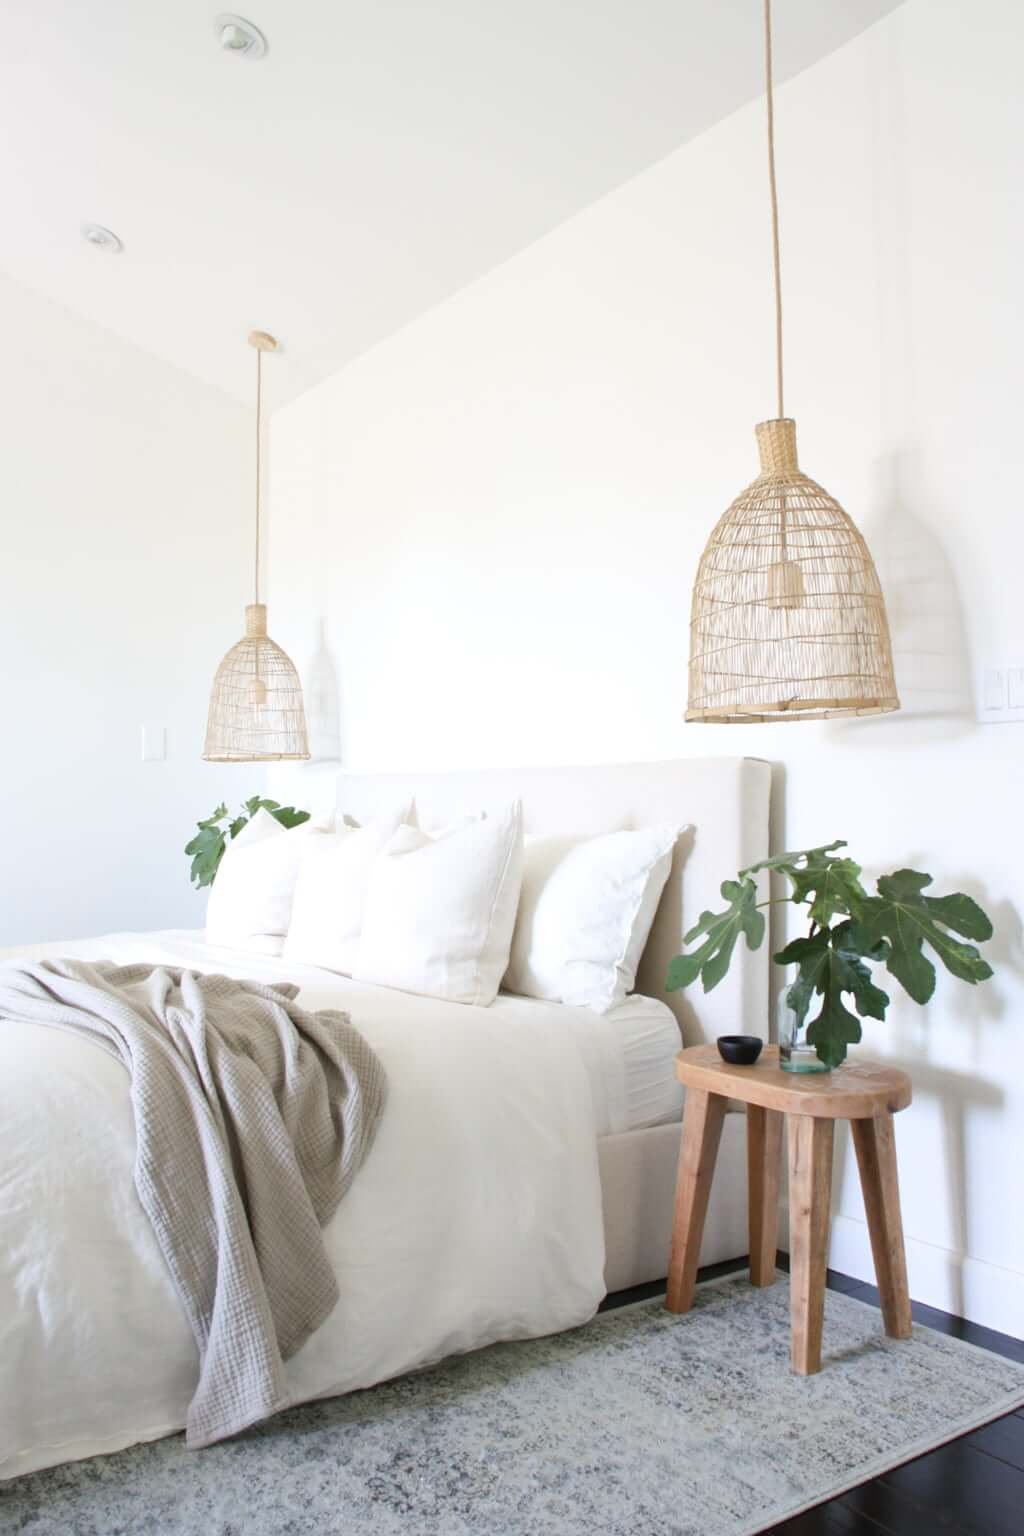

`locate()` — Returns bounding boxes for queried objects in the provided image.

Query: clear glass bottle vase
[776,985,830,1074]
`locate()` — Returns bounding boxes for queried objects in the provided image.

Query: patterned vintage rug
[4,1273,1024,1536]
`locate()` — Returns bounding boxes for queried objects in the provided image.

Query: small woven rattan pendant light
[203,332,310,761]
[685,0,898,724]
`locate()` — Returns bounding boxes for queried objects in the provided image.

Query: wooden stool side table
[665,1045,913,1375]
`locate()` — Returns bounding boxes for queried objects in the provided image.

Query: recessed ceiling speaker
[215,14,267,58]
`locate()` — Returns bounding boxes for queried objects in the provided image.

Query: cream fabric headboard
[326,757,772,1046]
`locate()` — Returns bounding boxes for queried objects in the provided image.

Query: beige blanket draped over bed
[0,960,387,1448]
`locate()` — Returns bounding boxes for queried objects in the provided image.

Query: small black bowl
[716,1034,764,1066]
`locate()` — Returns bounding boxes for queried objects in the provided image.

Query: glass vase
[777,994,830,1075]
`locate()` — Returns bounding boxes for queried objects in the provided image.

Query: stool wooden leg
[747,1105,784,1286]
[666,1089,727,1314]
[851,1113,912,1339]
[788,1115,834,1374]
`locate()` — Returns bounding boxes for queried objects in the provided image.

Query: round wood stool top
[674,1044,912,1120]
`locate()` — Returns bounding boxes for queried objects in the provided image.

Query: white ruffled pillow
[205,808,324,955]
[284,807,410,975]
[354,802,524,1005]
[503,825,679,1013]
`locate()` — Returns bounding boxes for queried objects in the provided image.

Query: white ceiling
[0,1,904,406]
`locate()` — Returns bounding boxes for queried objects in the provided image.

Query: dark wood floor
[601,1257,1024,1536]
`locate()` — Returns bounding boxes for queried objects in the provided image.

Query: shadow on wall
[304,617,342,763]
[829,1056,1005,1323]
[825,448,974,746]
[827,856,1018,1319]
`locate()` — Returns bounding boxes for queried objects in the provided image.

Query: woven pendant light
[685,1,898,724]
[203,332,310,761]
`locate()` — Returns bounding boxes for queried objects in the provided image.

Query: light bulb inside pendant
[766,482,805,611]
[766,559,804,611]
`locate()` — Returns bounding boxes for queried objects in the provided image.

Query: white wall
[0,270,254,944]
[267,0,1023,1334]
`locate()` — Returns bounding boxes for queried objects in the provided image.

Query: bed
[0,755,770,1480]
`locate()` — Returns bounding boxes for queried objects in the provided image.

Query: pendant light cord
[254,344,262,606]
[764,0,784,420]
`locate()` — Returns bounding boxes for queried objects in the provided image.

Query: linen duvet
[0,931,606,1480]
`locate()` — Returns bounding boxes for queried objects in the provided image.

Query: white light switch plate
[141,723,167,761]
[977,662,1024,723]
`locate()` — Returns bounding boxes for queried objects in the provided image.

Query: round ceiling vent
[81,223,123,254]
[215,14,267,58]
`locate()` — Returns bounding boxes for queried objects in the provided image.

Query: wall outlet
[141,723,167,761]
[977,663,1024,723]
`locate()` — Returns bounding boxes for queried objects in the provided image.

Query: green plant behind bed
[666,841,995,1068]
[185,797,310,890]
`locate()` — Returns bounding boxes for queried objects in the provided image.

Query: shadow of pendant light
[203,332,310,761]
[686,0,899,724]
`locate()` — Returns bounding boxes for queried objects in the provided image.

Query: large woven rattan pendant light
[203,331,310,761]
[685,0,898,724]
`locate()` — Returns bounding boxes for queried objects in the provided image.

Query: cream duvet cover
[0,931,606,1480]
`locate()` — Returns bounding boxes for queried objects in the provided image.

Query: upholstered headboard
[323,757,771,1046]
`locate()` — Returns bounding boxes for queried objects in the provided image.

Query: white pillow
[284,808,410,974]
[205,808,323,955]
[354,802,524,1005]
[503,825,679,1013]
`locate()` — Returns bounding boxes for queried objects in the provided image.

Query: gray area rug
[4,1273,1023,1536]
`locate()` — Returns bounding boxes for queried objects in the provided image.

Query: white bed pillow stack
[503,824,679,1013]
[354,803,524,1005]
[205,799,675,1016]
[205,808,325,956]
[283,807,410,975]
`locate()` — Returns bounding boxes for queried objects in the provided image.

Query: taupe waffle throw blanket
[0,959,387,1448]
